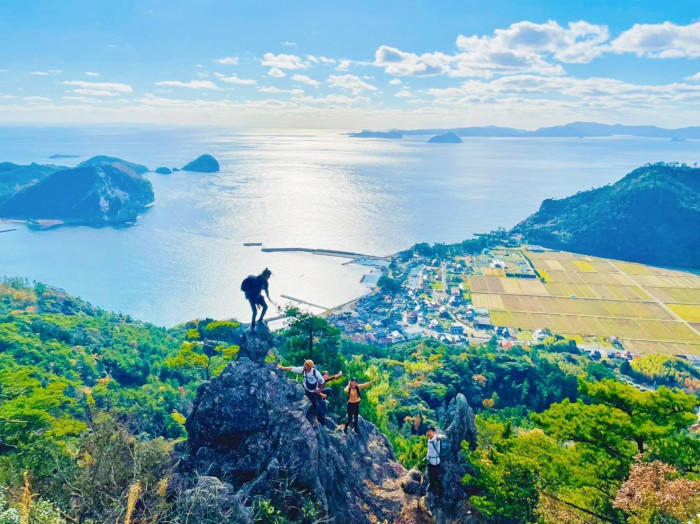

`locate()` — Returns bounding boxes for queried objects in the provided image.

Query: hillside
[0,160,154,227]
[0,162,64,203]
[0,280,697,522]
[513,163,700,269]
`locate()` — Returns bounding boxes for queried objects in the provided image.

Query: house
[474,315,493,330]
[450,324,465,335]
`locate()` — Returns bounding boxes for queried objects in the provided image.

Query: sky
[1,0,699,129]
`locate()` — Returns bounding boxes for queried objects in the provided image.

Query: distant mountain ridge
[513,163,700,269]
[355,121,700,139]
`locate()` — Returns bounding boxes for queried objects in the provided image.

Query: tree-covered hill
[0,280,698,523]
[513,163,700,269]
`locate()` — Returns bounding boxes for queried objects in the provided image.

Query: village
[327,244,700,375]
[328,247,543,349]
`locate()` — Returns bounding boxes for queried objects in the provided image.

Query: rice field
[469,248,700,355]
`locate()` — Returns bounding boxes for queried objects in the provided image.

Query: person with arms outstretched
[278,359,326,426]
[343,377,376,434]
[241,268,272,329]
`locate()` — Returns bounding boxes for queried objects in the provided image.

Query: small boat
[243,242,263,247]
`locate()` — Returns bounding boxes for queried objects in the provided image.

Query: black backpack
[241,275,256,295]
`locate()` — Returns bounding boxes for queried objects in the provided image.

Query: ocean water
[0,126,698,326]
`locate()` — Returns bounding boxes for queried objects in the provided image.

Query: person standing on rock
[240,268,272,330]
[426,427,443,497]
[343,377,376,434]
[277,359,326,426]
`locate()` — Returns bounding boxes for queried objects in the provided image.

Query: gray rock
[180,331,421,523]
[426,393,478,523]
[238,324,275,361]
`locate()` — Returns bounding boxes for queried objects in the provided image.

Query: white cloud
[374,46,454,76]
[327,74,378,94]
[1,94,17,99]
[293,93,371,105]
[261,52,309,69]
[85,72,100,77]
[282,41,297,47]
[155,80,219,89]
[267,68,286,78]
[395,89,414,98]
[307,55,336,65]
[217,74,257,85]
[258,86,304,95]
[389,78,402,85]
[64,80,133,96]
[425,74,700,109]
[30,69,61,76]
[336,59,352,71]
[686,72,700,82]
[23,96,51,102]
[611,22,700,58]
[291,74,320,87]
[375,20,609,78]
[215,56,239,65]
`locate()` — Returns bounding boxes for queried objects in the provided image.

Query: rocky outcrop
[426,393,478,523]
[182,154,220,173]
[177,329,429,523]
[155,167,172,174]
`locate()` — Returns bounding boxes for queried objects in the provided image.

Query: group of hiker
[277,360,376,434]
[242,267,444,496]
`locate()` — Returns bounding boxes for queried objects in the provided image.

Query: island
[428,131,463,143]
[182,154,220,173]
[155,167,172,174]
[0,157,154,228]
[348,130,402,139]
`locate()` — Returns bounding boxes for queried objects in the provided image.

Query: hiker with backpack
[241,268,272,329]
[343,377,376,434]
[317,370,343,423]
[278,359,326,426]
[426,427,444,497]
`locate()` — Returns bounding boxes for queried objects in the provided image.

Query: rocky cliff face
[177,327,423,523]
[175,328,480,523]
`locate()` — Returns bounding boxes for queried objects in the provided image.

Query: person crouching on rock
[343,377,376,434]
[426,427,443,497]
[240,268,272,330]
[278,359,326,426]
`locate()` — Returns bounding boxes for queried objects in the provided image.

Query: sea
[0,126,697,327]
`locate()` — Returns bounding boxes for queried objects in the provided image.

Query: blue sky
[1,0,699,128]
